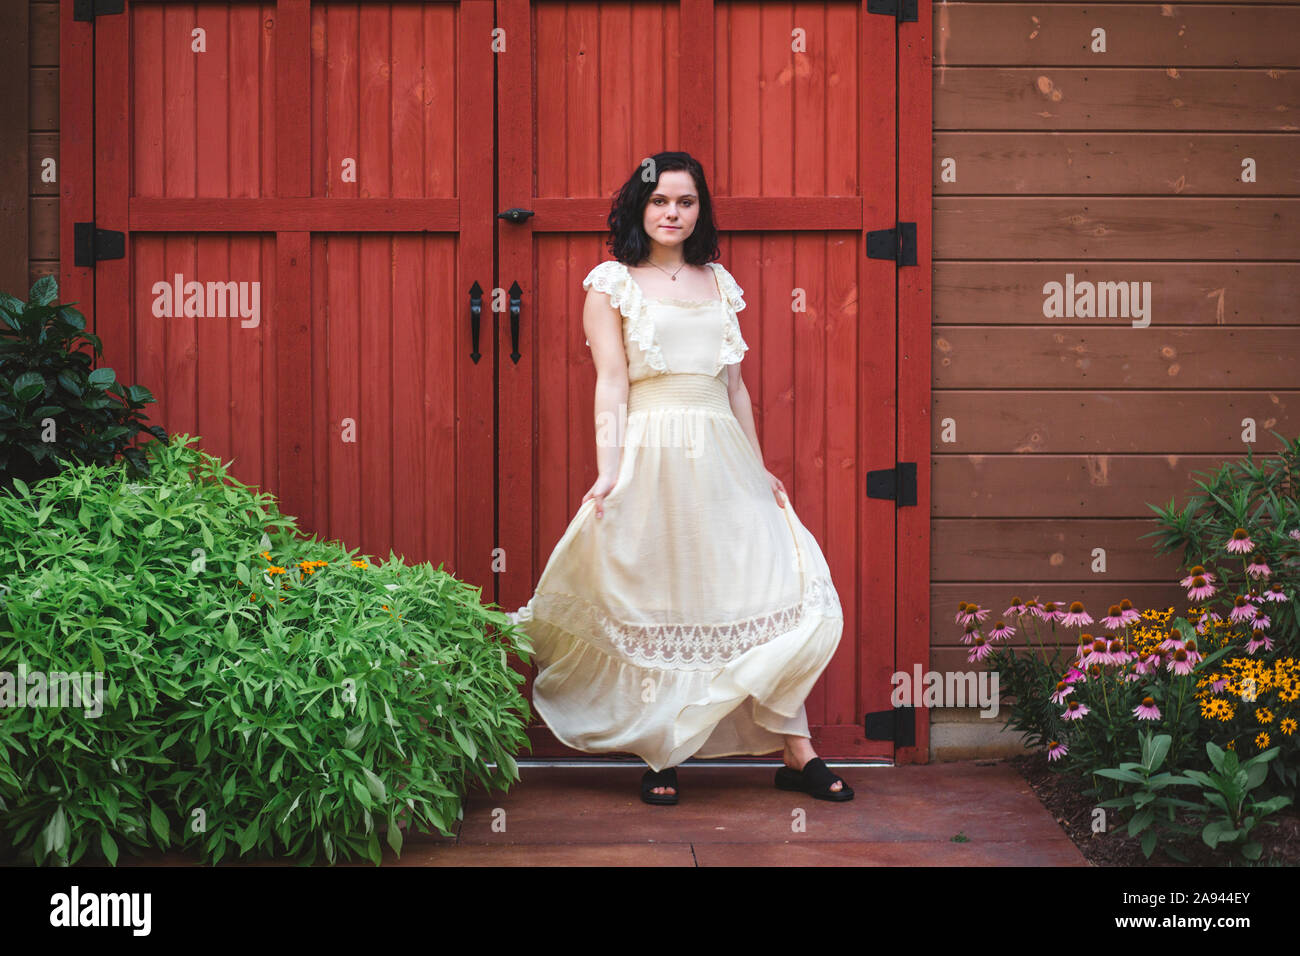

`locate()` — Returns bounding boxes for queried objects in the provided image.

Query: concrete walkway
[121,759,1086,866]
[387,758,1087,866]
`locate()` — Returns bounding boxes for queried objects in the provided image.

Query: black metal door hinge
[866,221,917,267]
[74,0,125,21]
[866,0,918,22]
[864,707,915,747]
[866,461,917,506]
[74,223,125,267]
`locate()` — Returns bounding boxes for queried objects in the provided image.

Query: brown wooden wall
[7,1,54,294]
[928,1,1300,755]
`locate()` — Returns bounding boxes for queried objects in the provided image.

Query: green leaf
[56,369,83,396]
[149,801,170,844]
[87,367,116,389]
[362,767,387,803]
[13,371,45,402]
[100,828,119,866]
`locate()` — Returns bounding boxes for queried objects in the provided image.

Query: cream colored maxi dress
[507,259,844,773]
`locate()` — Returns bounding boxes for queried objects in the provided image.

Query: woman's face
[641,170,700,252]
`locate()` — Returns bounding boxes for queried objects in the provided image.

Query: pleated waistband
[627,373,731,413]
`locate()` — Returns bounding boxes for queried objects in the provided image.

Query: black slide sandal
[774,757,854,801]
[640,767,679,805]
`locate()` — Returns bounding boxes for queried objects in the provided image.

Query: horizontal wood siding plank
[935,68,1298,130]
[932,453,1282,516]
[934,197,1296,258]
[934,328,1297,388]
[933,133,1300,195]
[932,518,1184,581]
[935,263,1300,325]
[934,5,1300,66]
[933,390,1297,452]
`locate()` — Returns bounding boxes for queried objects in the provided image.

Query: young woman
[508,152,851,805]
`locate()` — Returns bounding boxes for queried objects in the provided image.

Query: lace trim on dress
[582,261,750,375]
[582,261,667,372]
[512,574,842,670]
[709,262,750,373]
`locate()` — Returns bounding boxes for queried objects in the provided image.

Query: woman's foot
[783,738,844,793]
[647,768,675,796]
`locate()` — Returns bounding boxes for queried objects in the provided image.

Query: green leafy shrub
[1094,731,1204,861]
[0,435,533,865]
[1183,740,1293,863]
[0,276,166,490]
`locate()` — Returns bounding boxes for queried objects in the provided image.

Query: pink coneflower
[1060,601,1093,628]
[1086,663,1104,681]
[1022,598,1041,617]
[1179,565,1215,588]
[1050,680,1074,705]
[1225,527,1254,554]
[987,619,1016,642]
[1229,595,1258,624]
[1181,639,1203,667]
[1209,677,1228,693]
[1132,650,1159,677]
[964,602,991,624]
[1252,612,1271,632]
[1088,636,1112,666]
[1062,700,1090,720]
[955,601,970,625]
[1245,558,1271,579]
[967,635,993,662]
[1047,740,1069,761]
[1186,574,1217,603]
[1037,601,1066,624]
[1004,596,1029,617]
[1117,599,1142,626]
[1133,696,1162,720]
[1108,638,1132,666]
[1246,632,1275,654]
[1063,666,1086,685]
[1263,584,1289,603]
[1075,634,1098,665]
[959,623,981,645]
[1158,631,1185,653]
[1100,604,1127,630]
[1166,647,1195,676]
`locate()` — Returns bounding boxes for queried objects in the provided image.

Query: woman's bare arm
[726,364,765,465]
[584,288,629,479]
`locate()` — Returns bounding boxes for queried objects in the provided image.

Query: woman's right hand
[582,472,619,519]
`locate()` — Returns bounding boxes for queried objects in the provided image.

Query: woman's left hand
[766,471,787,508]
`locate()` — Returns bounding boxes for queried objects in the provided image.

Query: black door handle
[468,281,483,363]
[497,208,535,224]
[508,281,522,363]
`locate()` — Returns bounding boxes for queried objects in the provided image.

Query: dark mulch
[1007,752,1300,866]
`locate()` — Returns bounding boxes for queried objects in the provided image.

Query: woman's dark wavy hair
[604,152,720,267]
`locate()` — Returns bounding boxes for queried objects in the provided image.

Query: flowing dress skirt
[509,372,844,772]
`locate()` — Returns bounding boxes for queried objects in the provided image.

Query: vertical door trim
[895,0,932,764]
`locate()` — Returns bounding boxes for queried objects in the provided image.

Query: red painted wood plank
[861,0,901,762]
[275,0,312,527]
[896,0,935,765]
[58,0,94,353]
[93,0,133,430]
[456,0,496,589]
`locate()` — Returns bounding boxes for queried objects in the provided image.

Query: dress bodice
[582,260,749,384]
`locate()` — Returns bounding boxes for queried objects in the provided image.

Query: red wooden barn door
[495,0,902,761]
[86,0,498,593]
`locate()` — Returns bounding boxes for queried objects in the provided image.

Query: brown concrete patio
[120,758,1087,866]
[386,757,1087,866]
